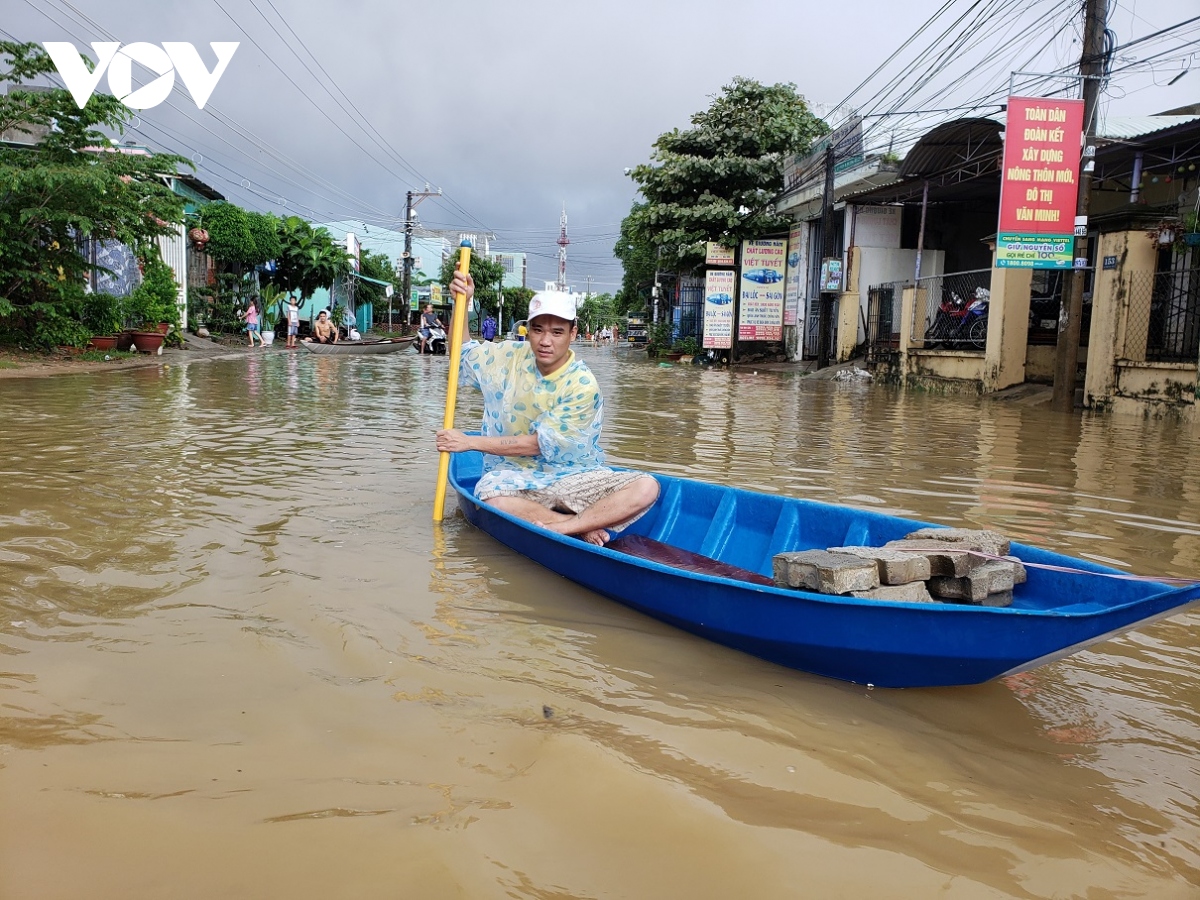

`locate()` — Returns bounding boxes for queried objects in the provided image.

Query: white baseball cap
[528,291,577,323]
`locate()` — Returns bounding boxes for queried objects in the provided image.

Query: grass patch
[0,360,19,370]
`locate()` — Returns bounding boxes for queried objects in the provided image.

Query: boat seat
[607,534,775,586]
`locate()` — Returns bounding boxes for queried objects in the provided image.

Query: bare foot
[536,517,610,546]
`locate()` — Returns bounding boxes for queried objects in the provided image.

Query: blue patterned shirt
[459,339,605,495]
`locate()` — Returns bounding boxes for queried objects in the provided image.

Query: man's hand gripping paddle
[433,239,472,522]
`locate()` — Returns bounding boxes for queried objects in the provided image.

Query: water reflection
[0,347,1197,896]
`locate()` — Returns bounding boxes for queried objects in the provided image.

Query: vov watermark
[42,42,239,110]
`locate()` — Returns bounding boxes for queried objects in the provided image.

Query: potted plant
[330,305,348,339]
[188,226,209,251]
[646,320,674,358]
[670,336,700,360]
[81,291,124,349]
[1146,217,1180,245]
[258,286,283,346]
[1184,210,1200,247]
[125,250,180,352]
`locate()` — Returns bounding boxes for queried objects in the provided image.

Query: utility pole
[1051,0,1106,411]
[816,142,836,370]
[497,268,504,335]
[401,187,441,326]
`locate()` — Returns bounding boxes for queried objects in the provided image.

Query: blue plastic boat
[448,451,1200,688]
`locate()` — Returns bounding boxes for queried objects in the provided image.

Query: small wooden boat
[301,336,413,355]
[448,451,1200,688]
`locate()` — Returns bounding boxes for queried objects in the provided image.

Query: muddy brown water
[1,347,1198,899]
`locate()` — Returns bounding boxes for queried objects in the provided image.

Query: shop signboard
[738,239,786,341]
[703,269,735,349]
[996,95,1084,269]
[784,225,804,327]
[705,242,735,266]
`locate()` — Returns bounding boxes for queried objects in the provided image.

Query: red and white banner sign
[996,96,1084,268]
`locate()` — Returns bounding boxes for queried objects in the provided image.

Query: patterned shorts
[479,468,653,532]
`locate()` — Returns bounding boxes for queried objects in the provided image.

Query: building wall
[156,224,189,329]
[492,251,527,290]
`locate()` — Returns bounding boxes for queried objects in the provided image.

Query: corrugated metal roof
[1096,115,1200,140]
[897,118,1003,178]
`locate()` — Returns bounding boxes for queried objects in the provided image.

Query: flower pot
[156,322,171,335]
[130,331,165,354]
[116,331,135,351]
[261,330,275,346]
[88,335,118,351]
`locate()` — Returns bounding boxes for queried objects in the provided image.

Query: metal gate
[676,276,704,340]
[866,281,905,359]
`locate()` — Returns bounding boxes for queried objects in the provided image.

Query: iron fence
[1127,261,1200,363]
[913,268,992,351]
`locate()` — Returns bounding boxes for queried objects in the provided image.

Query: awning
[351,271,393,288]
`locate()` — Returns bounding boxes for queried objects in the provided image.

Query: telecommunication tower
[556,203,569,292]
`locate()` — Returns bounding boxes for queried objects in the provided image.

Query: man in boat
[435,272,659,546]
[311,309,338,344]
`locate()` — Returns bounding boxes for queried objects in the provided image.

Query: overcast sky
[4,0,1195,291]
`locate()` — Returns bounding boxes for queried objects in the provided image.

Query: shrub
[80,291,124,335]
[126,250,180,331]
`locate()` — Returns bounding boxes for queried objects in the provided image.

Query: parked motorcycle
[924,287,990,350]
[416,323,447,355]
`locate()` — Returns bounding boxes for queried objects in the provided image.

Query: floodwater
[1,346,1198,899]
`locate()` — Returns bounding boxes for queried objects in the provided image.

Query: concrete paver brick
[850,582,936,603]
[773,550,880,594]
[903,527,1011,556]
[882,539,981,577]
[828,546,932,584]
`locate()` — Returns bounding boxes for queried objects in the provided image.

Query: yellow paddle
[433,238,473,522]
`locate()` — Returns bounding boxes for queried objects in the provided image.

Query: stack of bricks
[771,528,1026,607]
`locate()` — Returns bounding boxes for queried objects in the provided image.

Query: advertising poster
[703,270,735,349]
[820,258,843,292]
[705,242,735,266]
[784,225,804,327]
[996,96,1084,268]
[738,239,787,341]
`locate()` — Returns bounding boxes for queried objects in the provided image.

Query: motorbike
[924,287,990,350]
[416,323,447,355]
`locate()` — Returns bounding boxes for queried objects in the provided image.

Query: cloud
[5,0,1187,290]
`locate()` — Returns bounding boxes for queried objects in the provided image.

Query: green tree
[0,41,187,347]
[267,215,351,300]
[438,252,506,317]
[357,248,398,308]
[199,202,279,268]
[576,292,617,336]
[500,285,532,329]
[625,77,826,274]
[614,202,658,315]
